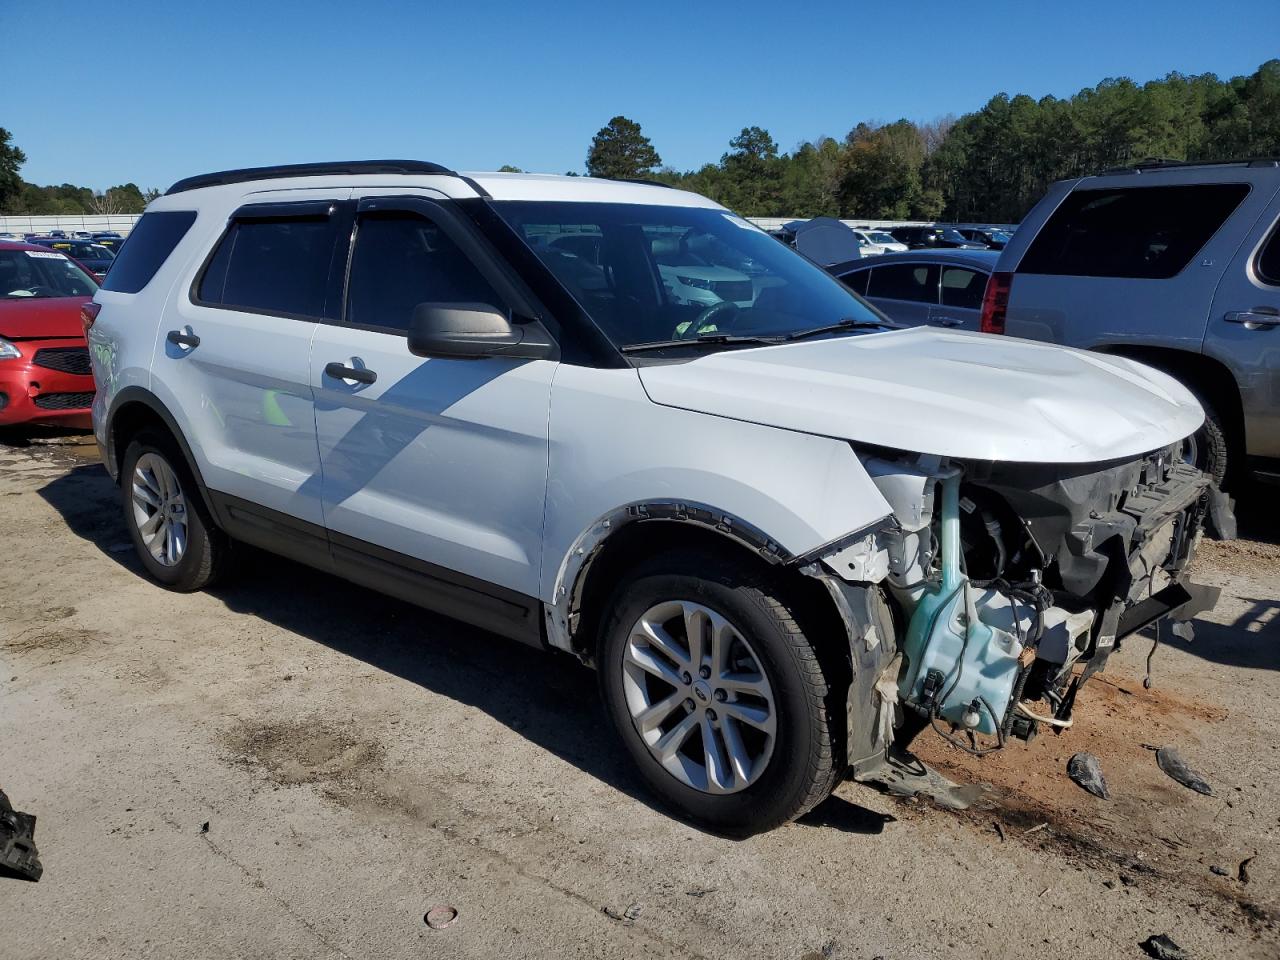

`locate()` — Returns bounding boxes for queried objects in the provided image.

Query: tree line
[3,59,1277,222]
[583,59,1280,223]
[0,131,158,216]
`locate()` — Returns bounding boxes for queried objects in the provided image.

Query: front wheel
[598,549,845,834]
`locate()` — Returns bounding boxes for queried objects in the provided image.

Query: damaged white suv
[88,162,1219,833]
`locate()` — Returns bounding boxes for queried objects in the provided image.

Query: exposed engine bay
[820,443,1221,771]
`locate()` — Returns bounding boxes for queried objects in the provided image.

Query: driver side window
[345,212,503,333]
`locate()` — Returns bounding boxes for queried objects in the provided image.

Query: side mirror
[407,302,557,360]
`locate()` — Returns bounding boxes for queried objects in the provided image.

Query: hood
[637,327,1203,464]
[0,296,91,340]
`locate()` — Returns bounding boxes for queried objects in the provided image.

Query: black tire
[1188,394,1230,489]
[120,427,229,591]
[598,548,844,835]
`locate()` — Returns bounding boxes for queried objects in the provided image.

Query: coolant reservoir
[898,470,1024,735]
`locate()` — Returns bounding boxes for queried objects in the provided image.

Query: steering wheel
[681,300,740,339]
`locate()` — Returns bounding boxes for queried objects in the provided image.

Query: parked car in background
[93,234,128,256]
[889,225,988,250]
[852,229,908,254]
[90,162,1215,835]
[958,227,1013,249]
[72,231,93,240]
[0,240,98,429]
[29,238,116,280]
[835,249,998,330]
[92,231,124,240]
[988,158,1280,487]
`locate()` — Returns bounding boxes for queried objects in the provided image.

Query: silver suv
[985,159,1280,487]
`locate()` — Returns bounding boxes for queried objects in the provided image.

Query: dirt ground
[1,433,1277,960]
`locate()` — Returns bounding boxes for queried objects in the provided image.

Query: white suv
[88,161,1217,834]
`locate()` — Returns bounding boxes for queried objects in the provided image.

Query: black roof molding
[1099,157,1280,176]
[165,160,457,196]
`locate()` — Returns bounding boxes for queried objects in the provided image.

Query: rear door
[930,263,987,330]
[159,190,351,528]
[864,261,938,326]
[1205,198,1280,458]
[309,195,556,638]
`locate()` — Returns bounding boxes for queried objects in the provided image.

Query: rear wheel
[121,428,228,591]
[598,548,844,834]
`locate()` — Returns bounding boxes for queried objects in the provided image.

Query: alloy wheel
[621,600,777,794]
[131,452,188,567]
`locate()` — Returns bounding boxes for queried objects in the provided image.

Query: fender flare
[102,386,217,517]
[546,499,814,656]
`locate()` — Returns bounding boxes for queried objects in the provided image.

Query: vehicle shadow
[36,462,889,836]
[1162,600,1280,671]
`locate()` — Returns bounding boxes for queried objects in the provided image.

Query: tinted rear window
[100,211,197,293]
[1018,183,1249,279]
[868,263,938,303]
[197,217,339,318]
[840,268,870,296]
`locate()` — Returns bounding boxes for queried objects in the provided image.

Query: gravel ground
[1,434,1276,960]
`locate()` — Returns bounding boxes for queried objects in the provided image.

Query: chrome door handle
[166,329,200,348]
[934,316,963,328]
[1224,310,1279,330]
[324,362,377,385]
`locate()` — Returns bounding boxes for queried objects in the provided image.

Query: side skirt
[207,491,545,649]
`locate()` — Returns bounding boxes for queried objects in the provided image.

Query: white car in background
[852,229,909,255]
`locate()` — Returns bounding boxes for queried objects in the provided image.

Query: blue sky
[5,0,1278,191]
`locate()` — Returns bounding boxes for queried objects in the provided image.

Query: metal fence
[0,214,142,235]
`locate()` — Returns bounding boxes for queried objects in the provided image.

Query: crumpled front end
[816,442,1221,771]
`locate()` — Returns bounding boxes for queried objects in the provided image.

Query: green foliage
[626,60,1280,222]
[0,127,27,212]
[586,116,662,180]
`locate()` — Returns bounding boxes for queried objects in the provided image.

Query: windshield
[939,228,970,243]
[46,240,115,260]
[0,249,99,299]
[990,230,1012,243]
[491,201,883,350]
[867,232,897,244]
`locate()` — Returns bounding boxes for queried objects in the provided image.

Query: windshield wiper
[785,317,899,342]
[621,332,785,354]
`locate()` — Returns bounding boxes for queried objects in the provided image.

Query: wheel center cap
[692,680,711,704]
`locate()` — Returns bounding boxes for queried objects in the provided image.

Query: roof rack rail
[606,177,675,189]
[164,160,456,196]
[1099,156,1280,175]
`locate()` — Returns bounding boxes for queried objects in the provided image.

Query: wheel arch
[548,501,852,669]
[105,387,218,517]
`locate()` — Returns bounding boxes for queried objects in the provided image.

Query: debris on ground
[1140,933,1190,959]
[1155,747,1213,795]
[1238,854,1255,884]
[0,788,43,882]
[200,821,210,834]
[1209,865,1229,877]
[601,903,642,924]
[424,905,458,929]
[1067,752,1110,799]
[685,887,717,897]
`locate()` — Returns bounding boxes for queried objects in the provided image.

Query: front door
[1205,200,1280,460]
[310,197,556,637]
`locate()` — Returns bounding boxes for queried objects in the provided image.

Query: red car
[0,240,99,430]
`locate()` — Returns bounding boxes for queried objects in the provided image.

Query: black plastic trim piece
[165,160,455,195]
